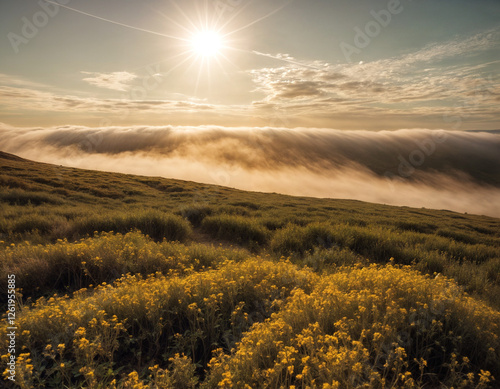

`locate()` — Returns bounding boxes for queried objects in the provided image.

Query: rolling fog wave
[1,123,499,217]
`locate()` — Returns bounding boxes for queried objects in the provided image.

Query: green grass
[178,205,214,227]
[1,151,500,388]
[0,189,64,205]
[0,231,248,301]
[72,211,192,242]
[201,215,268,247]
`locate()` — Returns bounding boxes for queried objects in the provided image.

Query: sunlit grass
[1,152,500,387]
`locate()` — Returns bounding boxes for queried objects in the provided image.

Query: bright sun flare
[191,31,223,57]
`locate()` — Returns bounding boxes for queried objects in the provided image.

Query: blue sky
[0,0,499,129]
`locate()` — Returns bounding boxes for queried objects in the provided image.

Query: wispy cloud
[249,29,500,123]
[0,84,258,127]
[81,71,138,91]
[0,73,51,89]
[0,86,218,113]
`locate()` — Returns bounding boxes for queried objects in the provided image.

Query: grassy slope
[1,151,500,388]
[1,150,498,243]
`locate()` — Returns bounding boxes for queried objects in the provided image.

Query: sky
[0,0,499,130]
[1,0,500,216]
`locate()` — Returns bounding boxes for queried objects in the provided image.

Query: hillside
[1,151,500,388]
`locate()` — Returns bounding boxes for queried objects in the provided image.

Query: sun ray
[194,56,208,95]
[162,52,198,77]
[46,0,300,74]
[154,10,194,37]
[214,0,254,32]
[46,0,306,101]
[166,0,200,33]
[222,1,293,38]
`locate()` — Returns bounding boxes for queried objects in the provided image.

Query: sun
[190,30,223,58]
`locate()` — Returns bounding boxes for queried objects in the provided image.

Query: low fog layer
[1,124,499,217]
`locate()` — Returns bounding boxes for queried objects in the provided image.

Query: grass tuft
[73,211,192,242]
[201,215,268,246]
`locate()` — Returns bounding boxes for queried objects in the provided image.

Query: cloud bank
[1,124,499,217]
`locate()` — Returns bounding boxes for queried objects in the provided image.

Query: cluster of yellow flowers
[0,231,249,299]
[205,264,500,388]
[1,256,499,387]
[1,258,315,387]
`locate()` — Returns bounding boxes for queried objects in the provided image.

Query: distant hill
[0,150,27,161]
